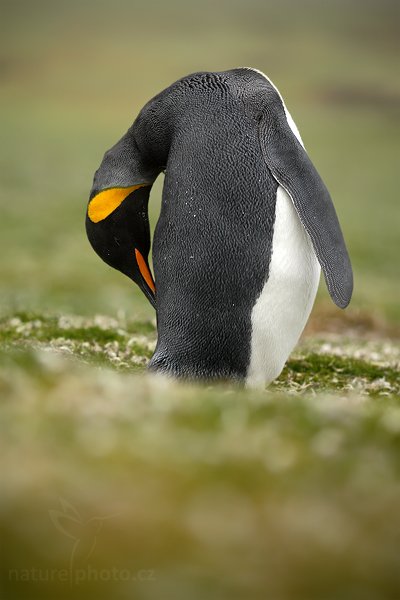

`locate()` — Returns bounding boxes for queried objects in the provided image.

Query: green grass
[0,313,400,600]
[0,312,156,372]
[279,353,399,396]
[1,313,398,395]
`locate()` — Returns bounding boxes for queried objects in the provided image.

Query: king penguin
[86,68,353,387]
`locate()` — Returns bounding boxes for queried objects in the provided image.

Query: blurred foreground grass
[1,312,399,599]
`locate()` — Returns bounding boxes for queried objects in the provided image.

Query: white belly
[246,185,320,388]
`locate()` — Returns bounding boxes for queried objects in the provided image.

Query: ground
[1,311,399,599]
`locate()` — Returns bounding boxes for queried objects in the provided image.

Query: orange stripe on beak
[135,248,156,293]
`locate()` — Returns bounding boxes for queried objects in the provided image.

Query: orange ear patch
[135,248,156,293]
[88,184,149,223]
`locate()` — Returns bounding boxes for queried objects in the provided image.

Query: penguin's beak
[134,248,156,307]
[135,248,155,294]
[85,184,156,308]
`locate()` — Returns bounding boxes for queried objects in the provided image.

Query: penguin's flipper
[258,107,353,308]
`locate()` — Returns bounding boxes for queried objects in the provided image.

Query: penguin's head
[85,131,159,308]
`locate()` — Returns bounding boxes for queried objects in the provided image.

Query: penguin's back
[150,74,279,379]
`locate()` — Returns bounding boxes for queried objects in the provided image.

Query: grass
[0,312,156,371]
[1,1,400,598]
[0,312,400,600]
[1,312,398,395]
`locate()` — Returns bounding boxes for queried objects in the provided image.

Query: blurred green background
[1,0,399,323]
